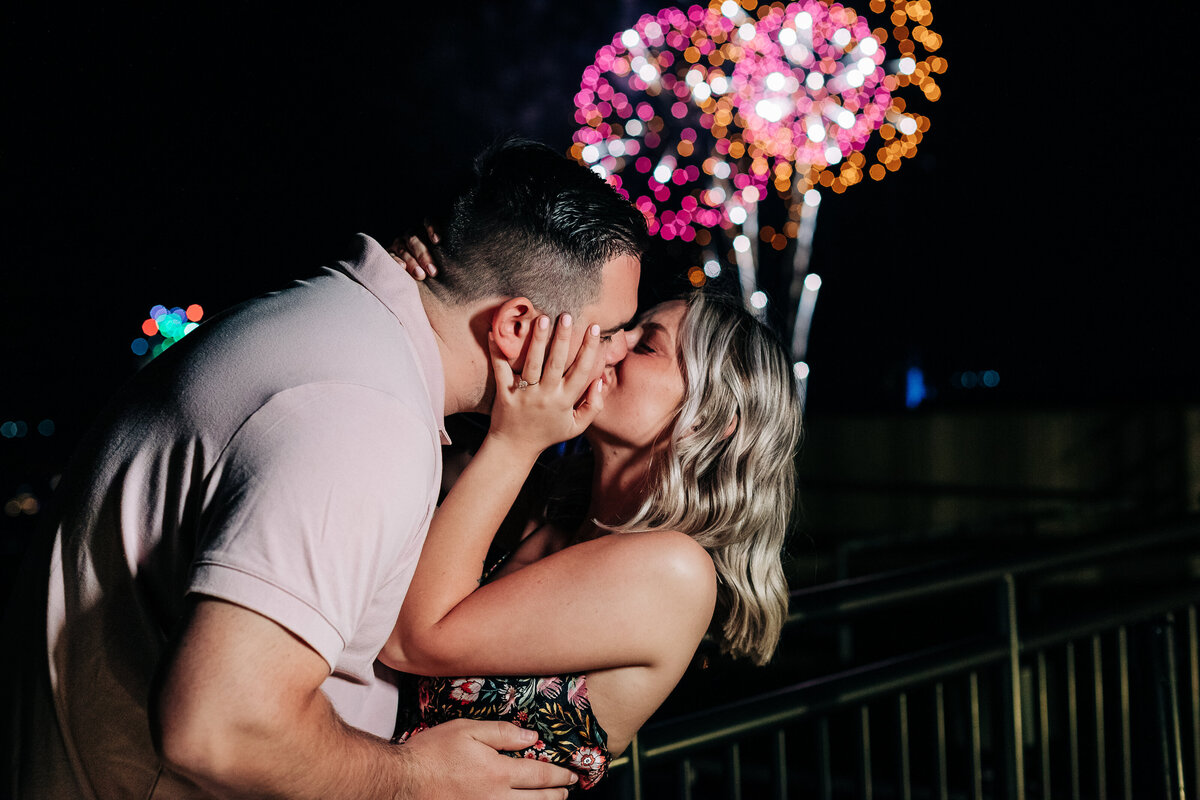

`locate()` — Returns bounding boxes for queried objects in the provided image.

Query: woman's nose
[605,330,632,365]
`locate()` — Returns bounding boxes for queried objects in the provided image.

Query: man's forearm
[158,680,418,799]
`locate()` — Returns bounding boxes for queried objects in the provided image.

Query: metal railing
[603,518,1200,799]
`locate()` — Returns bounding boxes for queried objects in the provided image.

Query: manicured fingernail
[590,324,600,337]
[519,727,538,743]
[538,315,550,330]
[414,267,425,279]
[561,314,572,328]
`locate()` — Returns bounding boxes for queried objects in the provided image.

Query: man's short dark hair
[427,138,648,316]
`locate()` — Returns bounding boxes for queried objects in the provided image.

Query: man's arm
[152,597,577,799]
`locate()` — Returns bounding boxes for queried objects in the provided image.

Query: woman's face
[589,300,687,449]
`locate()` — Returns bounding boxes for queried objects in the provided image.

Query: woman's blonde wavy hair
[610,291,803,665]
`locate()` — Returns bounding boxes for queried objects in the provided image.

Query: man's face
[570,252,641,373]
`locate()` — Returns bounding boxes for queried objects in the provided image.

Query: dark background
[2,2,1196,587]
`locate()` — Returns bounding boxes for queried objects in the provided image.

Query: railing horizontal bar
[613,594,1200,774]
[616,639,1007,764]
[1020,588,1200,654]
[787,521,1199,624]
[621,588,1200,769]
[605,518,1200,781]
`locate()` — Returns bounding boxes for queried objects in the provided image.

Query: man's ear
[490,297,541,364]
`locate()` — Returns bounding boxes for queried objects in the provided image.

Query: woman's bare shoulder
[576,530,717,608]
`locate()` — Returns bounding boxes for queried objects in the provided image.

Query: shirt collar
[335,233,451,445]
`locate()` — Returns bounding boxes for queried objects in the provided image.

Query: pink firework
[571,0,943,245]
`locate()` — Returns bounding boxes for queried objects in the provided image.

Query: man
[1,139,645,798]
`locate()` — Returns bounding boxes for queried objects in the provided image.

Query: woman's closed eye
[632,322,669,355]
[633,336,656,354]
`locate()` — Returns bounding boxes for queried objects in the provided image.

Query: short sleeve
[191,382,439,674]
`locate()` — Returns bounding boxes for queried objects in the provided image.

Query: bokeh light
[133,303,205,362]
[571,0,944,244]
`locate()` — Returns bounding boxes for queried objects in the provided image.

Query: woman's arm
[381,238,716,679]
[385,315,610,669]
[381,527,716,677]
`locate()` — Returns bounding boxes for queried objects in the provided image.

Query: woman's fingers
[423,220,440,245]
[520,315,551,387]
[389,237,427,280]
[407,234,437,276]
[573,376,606,428]
[542,314,574,386]
[487,333,515,391]
[563,324,602,399]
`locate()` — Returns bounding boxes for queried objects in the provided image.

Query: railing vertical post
[935,682,949,800]
[999,573,1027,800]
[726,742,742,800]
[771,729,787,800]
[678,758,693,800]
[1118,626,1132,800]
[1037,652,1052,800]
[1092,634,1107,800]
[1032,652,1051,800]
[898,692,912,800]
[629,733,643,800]
[970,672,983,800]
[860,705,873,800]
[1067,642,1080,800]
[1153,613,1186,800]
[1189,605,1200,798]
[819,716,834,800]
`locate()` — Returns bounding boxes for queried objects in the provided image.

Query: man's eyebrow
[600,318,635,337]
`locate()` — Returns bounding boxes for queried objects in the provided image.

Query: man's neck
[418,284,494,416]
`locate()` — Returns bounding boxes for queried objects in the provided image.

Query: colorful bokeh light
[131,304,204,361]
[571,0,943,243]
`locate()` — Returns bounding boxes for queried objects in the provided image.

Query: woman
[379,284,803,789]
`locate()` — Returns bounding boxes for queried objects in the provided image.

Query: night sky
[2,1,1196,465]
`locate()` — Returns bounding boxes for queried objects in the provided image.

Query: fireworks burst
[571,0,945,368]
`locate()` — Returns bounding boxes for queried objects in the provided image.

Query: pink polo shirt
[20,234,448,799]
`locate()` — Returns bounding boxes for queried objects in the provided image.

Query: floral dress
[392,547,611,790]
[394,671,610,789]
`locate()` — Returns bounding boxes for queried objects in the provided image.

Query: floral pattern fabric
[394,671,610,789]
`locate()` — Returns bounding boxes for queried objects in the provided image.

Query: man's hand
[399,719,578,799]
[153,597,577,799]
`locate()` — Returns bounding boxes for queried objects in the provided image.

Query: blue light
[982,370,1000,387]
[131,338,150,356]
[905,367,927,409]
